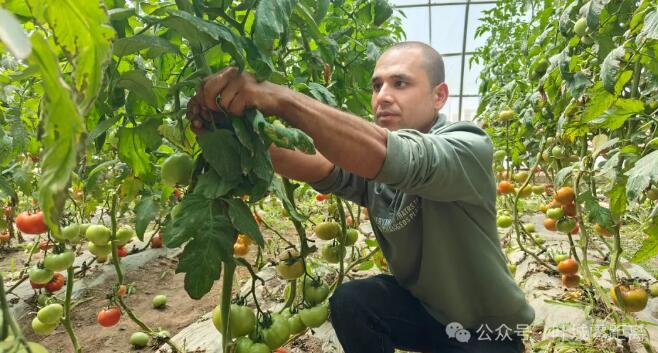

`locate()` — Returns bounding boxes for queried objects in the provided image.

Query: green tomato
[79,223,91,236]
[43,251,75,272]
[276,256,305,280]
[37,303,63,325]
[498,110,515,121]
[248,343,271,353]
[321,244,346,263]
[288,314,306,335]
[574,17,588,36]
[556,218,577,233]
[161,153,194,186]
[546,207,564,220]
[523,223,535,233]
[152,294,167,309]
[86,225,111,245]
[115,226,135,246]
[260,314,290,350]
[303,279,330,305]
[87,241,111,257]
[650,283,658,297]
[551,146,565,159]
[28,267,54,285]
[299,304,329,328]
[315,222,341,240]
[581,35,593,45]
[212,304,256,338]
[553,253,569,264]
[235,336,254,353]
[54,224,80,242]
[493,150,506,161]
[340,229,359,246]
[129,332,150,348]
[31,317,57,336]
[496,215,513,228]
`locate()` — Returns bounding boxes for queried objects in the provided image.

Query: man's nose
[375,84,394,105]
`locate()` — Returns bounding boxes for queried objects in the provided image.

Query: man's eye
[372,83,382,91]
[395,81,407,88]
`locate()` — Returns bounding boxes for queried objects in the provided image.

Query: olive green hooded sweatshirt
[310,114,535,330]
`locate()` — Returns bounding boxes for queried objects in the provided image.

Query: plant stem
[220,261,236,353]
[61,267,81,353]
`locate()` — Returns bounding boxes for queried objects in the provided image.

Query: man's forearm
[269,145,335,183]
[270,85,388,179]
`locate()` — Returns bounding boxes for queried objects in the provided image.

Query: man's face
[371,47,447,132]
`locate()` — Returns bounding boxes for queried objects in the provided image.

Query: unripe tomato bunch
[539,187,579,235]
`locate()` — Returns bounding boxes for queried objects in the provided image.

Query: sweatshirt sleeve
[308,165,368,207]
[373,123,495,204]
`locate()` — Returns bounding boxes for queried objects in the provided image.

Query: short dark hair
[385,41,445,87]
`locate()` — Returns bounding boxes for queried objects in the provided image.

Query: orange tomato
[555,186,575,205]
[543,218,557,231]
[498,181,515,194]
[233,242,249,257]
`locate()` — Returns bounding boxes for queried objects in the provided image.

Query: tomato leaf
[625,150,658,201]
[194,168,236,199]
[372,0,392,26]
[589,99,645,130]
[224,198,264,247]
[163,10,244,69]
[600,46,625,93]
[118,127,152,180]
[306,83,337,107]
[581,83,615,123]
[113,34,179,57]
[29,33,85,233]
[197,129,243,187]
[607,180,627,221]
[271,177,308,222]
[27,0,115,112]
[579,191,612,228]
[134,196,158,241]
[116,70,159,107]
[630,218,658,263]
[555,166,574,188]
[252,0,297,52]
[638,10,658,41]
[177,234,226,299]
[0,174,17,203]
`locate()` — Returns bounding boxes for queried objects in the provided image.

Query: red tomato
[45,273,66,292]
[98,307,121,327]
[151,234,163,248]
[15,211,48,234]
[315,194,330,202]
[117,246,128,257]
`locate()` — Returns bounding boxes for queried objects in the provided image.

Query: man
[188,41,534,353]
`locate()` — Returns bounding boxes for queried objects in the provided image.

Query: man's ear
[432,82,449,111]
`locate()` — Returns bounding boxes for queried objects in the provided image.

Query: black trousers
[329,274,526,353]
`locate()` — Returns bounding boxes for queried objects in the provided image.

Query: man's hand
[186,67,282,124]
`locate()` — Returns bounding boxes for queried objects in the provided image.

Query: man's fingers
[218,79,241,113]
[203,67,239,111]
[227,93,246,116]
